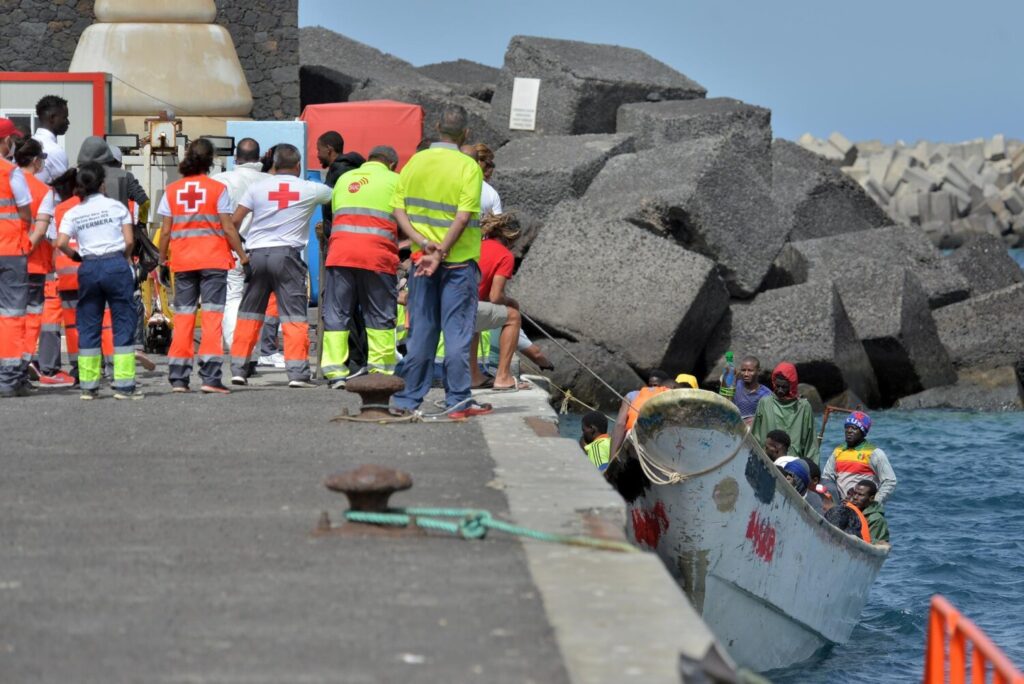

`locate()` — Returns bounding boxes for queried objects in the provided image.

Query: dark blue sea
[558,408,1024,682]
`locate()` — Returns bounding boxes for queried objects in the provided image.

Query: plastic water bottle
[719,351,737,398]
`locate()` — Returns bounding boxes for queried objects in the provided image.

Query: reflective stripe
[237,311,265,321]
[230,356,249,366]
[0,356,22,365]
[333,224,398,242]
[170,228,225,239]
[320,364,348,378]
[167,357,190,366]
[56,267,78,275]
[0,307,26,316]
[336,206,395,222]
[26,304,43,314]
[368,364,396,373]
[114,345,135,355]
[285,360,308,370]
[60,299,77,309]
[198,354,223,363]
[407,214,479,229]
[405,197,457,213]
[173,305,198,315]
[0,211,19,220]
[279,315,307,324]
[79,347,102,355]
[202,303,225,313]
[41,324,61,332]
[0,198,15,207]
[172,214,221,225]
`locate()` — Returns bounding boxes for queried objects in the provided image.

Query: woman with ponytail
[55,162,139,400]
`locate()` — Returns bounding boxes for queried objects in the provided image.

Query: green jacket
[862,501,889,542]
[751,394,820,464]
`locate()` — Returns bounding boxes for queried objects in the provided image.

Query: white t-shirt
[481,180,502,217]
[156,182,233,217]
[7,166,32,207]
[238,174,332,250]
[211,162,272,239]
[35,189,55,218]
[32,128,69,185]
[58,194,131,257]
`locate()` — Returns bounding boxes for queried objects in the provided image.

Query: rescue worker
[14,139,67,385]
[580,411,612,471]
[158,138,248,394]
[0,120,36,397]
[389,105,488,419]
[822,411,897,506]
[321,145,401,388]
[751,362,820,463]
[54,162,139,400]
[228,143,331,388]
[609,369,678,456]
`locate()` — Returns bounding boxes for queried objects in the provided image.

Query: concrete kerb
[476,385,735,683]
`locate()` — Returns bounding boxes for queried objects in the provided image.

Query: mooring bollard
[317,464,417,537]
[342,374,406,420]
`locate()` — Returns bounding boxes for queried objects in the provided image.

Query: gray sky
[299,0,1022,144]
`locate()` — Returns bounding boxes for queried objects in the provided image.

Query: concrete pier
[0,361,730,683]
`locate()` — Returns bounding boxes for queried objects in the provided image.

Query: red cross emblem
[178,181,206,213]
[268,182,301,210]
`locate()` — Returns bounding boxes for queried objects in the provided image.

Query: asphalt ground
[0,361,569,684]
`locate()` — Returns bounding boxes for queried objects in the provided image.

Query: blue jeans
[393,262,479,410]
[77,253,137,391]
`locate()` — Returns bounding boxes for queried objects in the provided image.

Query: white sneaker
[258,352,286,368]
[328,377,347,390]
[113,390,145,401]
[230,375,248,386]
[288,379,317,389]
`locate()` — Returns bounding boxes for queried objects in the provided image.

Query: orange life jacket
[844,501,872,543]
[625,386,670,431]
[53,196,83,291]
[0,159,28,257]
[25,172,53,274]
[163,175,234,272]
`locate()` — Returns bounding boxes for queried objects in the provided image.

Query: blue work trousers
[393,261,479,410]
[77,253,137,391]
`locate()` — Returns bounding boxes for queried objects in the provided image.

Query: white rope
[627,423,751,487]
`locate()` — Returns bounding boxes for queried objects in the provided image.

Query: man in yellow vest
[580,411,612,471]
[389,105,486,419]
[822,411,897,506]
[322,146,401,387]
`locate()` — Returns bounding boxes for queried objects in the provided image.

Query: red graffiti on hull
[745,510,776,562]
[632,501,669,548]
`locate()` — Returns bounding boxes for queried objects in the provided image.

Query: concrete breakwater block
[492,134,634,220]
[582,135,777,298]
[948,233,1024,296]
[896,366,1023,412]
[836,269,955,404]
[616,97,771,153]
[771,225,970,309]
[933,283,1024,371]
[532,339,644,411]
[703,283,879,405]
[510,201,729,373]
[488,35,706,137]
[416,59,500,102]
[772,140,892,242]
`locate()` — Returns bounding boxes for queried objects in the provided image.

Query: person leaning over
[158,138,248,394]
[55,162,140,400]
[389,104,489,419]
[321,145,401,388]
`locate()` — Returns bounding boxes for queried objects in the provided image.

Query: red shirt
[478,238,514,301]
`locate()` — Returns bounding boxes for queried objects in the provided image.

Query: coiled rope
[628,424,750,486]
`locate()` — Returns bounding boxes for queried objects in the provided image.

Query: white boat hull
[621,390,889,672]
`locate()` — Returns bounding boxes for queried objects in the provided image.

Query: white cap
[107,143,123,164]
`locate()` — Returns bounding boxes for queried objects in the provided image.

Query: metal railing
[924,595,1024,684]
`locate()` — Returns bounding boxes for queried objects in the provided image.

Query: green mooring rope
[345,507,639,553]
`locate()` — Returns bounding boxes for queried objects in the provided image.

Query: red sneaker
[448,403,494,420]
[38,371,75,387]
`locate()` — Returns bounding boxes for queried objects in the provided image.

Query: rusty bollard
[338,374,406,421]
[317,464,420,537]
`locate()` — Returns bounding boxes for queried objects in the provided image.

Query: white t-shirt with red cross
[237,174,332,250]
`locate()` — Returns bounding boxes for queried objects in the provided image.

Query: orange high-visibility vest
[0,159,28,257]
[328,161,400,274]
[53,196,83,291]
[25,172,53,274]
[844,501,872,543]
[625,386,670,431]
[163,175,234,272]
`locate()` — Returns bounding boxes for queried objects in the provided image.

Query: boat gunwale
[636,388,891,561]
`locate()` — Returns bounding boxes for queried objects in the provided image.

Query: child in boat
[580,411,611,472]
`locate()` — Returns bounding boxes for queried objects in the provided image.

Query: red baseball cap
[0,118,24,138]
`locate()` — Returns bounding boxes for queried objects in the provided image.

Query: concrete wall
[0,0,299,120]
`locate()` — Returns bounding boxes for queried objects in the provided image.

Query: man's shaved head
[437,104,469,143]
[235,137,260,163]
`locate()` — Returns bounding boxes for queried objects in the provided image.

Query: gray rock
[948,232,1024,296]
[703,283,880,404]
[510,201,728,373]
[532,339,644,411]
[772,139,892,242]
[616,97,771,153]
[349,86,507,150]
[799,383,825,414]
[492,134,635,219]
[835,269,955,404]
[934,283,1024,370]
[823,388,867,411]
[299,26,443,92]
[488,35,705,137]
[895,366,1022,412]
[770,225,970,308]
[417,59,500,102]
[582,135,777,297]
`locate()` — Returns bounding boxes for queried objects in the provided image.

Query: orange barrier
[924,595,1024,684]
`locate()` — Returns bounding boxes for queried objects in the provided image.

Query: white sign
[508,77,541,131]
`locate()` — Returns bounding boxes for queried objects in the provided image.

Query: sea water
[558,409,1024,681]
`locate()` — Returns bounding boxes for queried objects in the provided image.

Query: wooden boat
[617,389,890,672]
